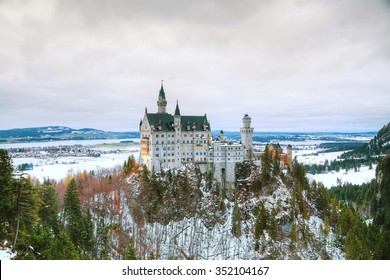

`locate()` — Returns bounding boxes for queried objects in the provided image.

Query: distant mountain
[212,130,375,144]
[0,126,140,143]
[341,122,390,158]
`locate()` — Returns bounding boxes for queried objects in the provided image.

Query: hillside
[0,126,139,143]
[122,163,345,259]
[0,151,373,260]
[341,122,390,158]
[329,156,390,259]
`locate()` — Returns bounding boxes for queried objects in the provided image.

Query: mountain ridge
[341,121,390,158]
[0,126,139,143]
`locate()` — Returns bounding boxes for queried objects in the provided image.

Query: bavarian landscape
[1,0,390,263]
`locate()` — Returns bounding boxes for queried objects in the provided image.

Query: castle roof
[174,101,181,116]
[159,82,166,100]
[145,113,210,132]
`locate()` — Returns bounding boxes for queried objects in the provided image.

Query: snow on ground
[308,165,376,188]
[12,152,140,182]
[295,151,346,165]
[0,242,16,260]
[294,150,377,188]
[3,139,140,182]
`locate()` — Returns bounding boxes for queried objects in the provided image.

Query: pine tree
[290,222,297,243]
[21,225,57,260]
[38,182,61,236]
[124,238,138,260]
[64,178,83,249]
[12,177,40,248]
[255,203,267,239]
[81,208,95,257]
[231,203,242,238]
[261,146,272,184]
[0,149,14,241]
[254,214,262,240]
[269,208,278,240]
[272,154,280,177]
[56,230,80,260]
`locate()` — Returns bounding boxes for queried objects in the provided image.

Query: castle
[139,83,291,190]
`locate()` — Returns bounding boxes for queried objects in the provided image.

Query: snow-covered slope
[117,165,345,260]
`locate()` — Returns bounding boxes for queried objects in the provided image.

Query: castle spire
[174,100,181,116]
[159,80,166,100]
[157,80,167,114]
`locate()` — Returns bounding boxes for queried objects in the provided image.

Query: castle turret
[240,113,254,161]
[173,101,181,168]
[174,100,181,126]
[219,130,225,142]
[157,81,167,114]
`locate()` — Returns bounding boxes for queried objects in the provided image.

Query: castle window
[156,134,159,138]
[172,159,175,162]
[156,154,159,157]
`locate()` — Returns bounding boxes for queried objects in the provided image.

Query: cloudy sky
[0,0,389,132]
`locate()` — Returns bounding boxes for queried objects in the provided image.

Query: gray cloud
[0,0,389,132]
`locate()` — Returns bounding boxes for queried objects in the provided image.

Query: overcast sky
[0,0,389,132]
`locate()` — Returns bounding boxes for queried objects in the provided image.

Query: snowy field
[11,152,140,182]
[294,150,376,188]
[294,150,345,165]
[307,166,376,188]
[3,139,140,182]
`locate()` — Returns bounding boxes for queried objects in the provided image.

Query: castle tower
[174,100,181,128]
[219,130,224,142]
[240,113,254,161]
[157,81,167,114]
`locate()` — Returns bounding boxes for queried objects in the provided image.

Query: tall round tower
[240,114,254,161]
